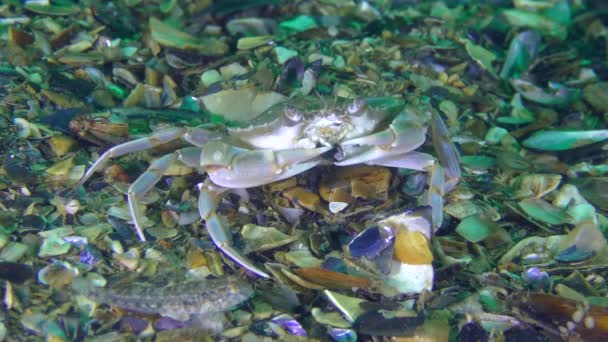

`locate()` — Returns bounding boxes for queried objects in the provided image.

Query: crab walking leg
[79,127,187,185]
[365,151,435,170]
[430,112,460,192]
[198,181,270,278]
[127,153,177,241]
[427,162,445,230]
[370,152,445,229]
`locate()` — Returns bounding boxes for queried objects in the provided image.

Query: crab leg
[198,181,270,278]
[79,127,186,185]
[365,151,435,170]
[369,152,444,229]
[430,112,460,191]
[80,126,222,186]
[127,153,177,241]
[427,162,445,230]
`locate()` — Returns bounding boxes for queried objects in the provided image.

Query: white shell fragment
[386,262,434,294]
[201,89,286,122]
[329,201,348,213]
[241,224,299,252]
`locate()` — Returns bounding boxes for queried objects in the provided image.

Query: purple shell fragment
[521,267,551,291]
[328,328,357,342]
[117,315,149,334]
[79,245,103,266]
[271,314,307,336]
[347,225,394,258]
[154,317,188,331]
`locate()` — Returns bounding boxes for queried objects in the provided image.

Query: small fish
[85,276,253,322]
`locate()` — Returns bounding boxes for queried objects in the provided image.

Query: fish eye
[347,98,366,115]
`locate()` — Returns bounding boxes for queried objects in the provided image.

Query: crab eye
[326,113,339,121]
[347,98,366,115]
[284,106,302,122]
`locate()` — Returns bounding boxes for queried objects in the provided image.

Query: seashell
[294,267,371,289]
[311,308,351,328]
[112,67,138,87]
[329,201,348,213]
[201,89,286,122]
[281,267,325,290]
[219,63,249,80]
[282,187,324,213]
[386,261,434,294]
[522,129,608,151]
[226,18,277,36]
[149,18,228,56]
[143,84,162,108]
[347,225,394,259]
[37,261,79,289]
[271,314,307,337]
[200,69,222,87]
[274,46,299,65]
[0,242,29,262]
[320,165,391,202]
[500,30,541,79]
[38,235,72,257]
[237,36,274,50]
[512,173,562,199]
[241,224,299,252]
[511,79,579,107]
[401,171,427,196]
[353,310,424,337]
[393,229,433,265]
[444,200,482,220]
[583,82,608,113]
[518,198,572,225]
[556,221,607,262]
[47,135,76,157]
[323,290,367,322]
[186,247,207,269]
[281,249,323,268]
[455,214,510,244]
[521,267,551,291]
[327,328,357,342]
[14,118,42,139]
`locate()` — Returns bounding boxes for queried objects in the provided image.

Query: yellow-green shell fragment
[522,130,608,151]
[323,290,366,323]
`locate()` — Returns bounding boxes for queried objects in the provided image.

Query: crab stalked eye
[284,105,302,122]
[347,98,366,115]
[326,113,339,121]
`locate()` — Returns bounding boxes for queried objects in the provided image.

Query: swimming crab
[79,96,460,278]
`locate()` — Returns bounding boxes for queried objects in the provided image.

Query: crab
[79,96,460,278]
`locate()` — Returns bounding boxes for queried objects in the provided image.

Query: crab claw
[201,141,330,188]
[335,116,427,166]
[198,181,270,278]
